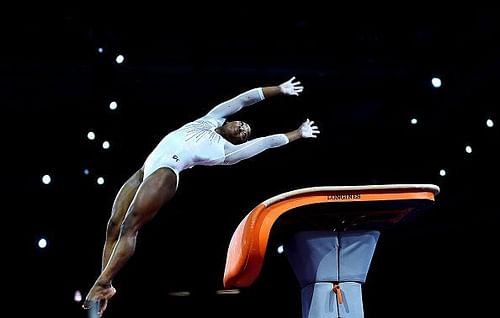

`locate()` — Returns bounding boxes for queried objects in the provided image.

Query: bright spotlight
[431,77,441,88]
[42,175,51,185]
[38,238,47,249]
[74,290,82,302]
[115,55,125,64]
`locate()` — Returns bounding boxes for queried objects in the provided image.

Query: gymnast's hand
[279,76,304,96]
[299,119,320,138]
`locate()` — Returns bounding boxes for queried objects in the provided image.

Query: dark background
[4,5,499,317]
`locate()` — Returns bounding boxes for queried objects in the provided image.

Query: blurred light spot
[116,54,124,64]
[97,177,105,185]
[97,47,103,53]
[277,245,284,254]
[74,290,82,302]
[216,289,240,295]
[486,119,494,127]
[38,238,47,249]
[102,141,110,149]
[109,101,118,110]
[87,131,95,140]
[83,168,90,175]
[439,169,446,176]
[42,175,51,185]
[168,291,191,297]
[465,145,472,154]
[411,118,418,125]
[431,77,441,88]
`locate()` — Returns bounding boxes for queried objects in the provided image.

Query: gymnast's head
[219,120,251,144]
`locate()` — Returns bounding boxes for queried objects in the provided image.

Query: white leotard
[143,88,289,187]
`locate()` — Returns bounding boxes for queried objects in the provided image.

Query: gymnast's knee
[106,218,121,238]
[119,213,141,236]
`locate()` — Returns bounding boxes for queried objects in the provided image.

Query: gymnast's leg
[83,167,177,316]
[102,168,144,271]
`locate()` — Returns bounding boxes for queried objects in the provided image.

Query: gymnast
[83,76,320,316]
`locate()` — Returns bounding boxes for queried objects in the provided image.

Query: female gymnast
[83,76,320,316]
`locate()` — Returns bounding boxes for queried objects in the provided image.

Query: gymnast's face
[223,121,251,144]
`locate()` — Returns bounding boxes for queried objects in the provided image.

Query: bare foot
[82,283,116,316]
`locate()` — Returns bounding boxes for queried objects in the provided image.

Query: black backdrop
[3,6,499,317]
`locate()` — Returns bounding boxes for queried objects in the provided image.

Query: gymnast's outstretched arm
[223,118,319,165]
[206,76,304,120]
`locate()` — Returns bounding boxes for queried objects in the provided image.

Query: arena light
[87,131,96,140]
[277,245,284,254]
[38,238,47,249]
[42,174,51,185]
[115,54,124,64]
[431,77,441,88]
[74,290,82,302]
